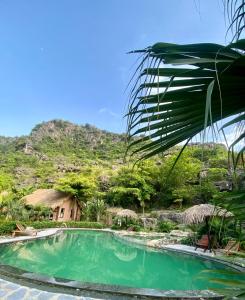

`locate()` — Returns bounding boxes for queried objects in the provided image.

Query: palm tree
[127,2,244,168]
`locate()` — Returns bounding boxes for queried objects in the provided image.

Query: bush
[84,199,106,222]
[181,236,195,246]
[110,224,121,230]
[157,221,176,233]
[25,221,104,229]
[129,224,142,232]
[0,221,16,235]
[0,220,104,235]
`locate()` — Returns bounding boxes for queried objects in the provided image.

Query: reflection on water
[0,230,243,290]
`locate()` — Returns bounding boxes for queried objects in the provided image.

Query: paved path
[0,228,60,245]
[0,278,99,300]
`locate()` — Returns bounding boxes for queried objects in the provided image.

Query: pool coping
[0,228,243,299]
[113,231,245,272]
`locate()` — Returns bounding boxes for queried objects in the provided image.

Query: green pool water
[0,230,243,290]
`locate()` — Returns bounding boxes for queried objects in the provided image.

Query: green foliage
[159,150,201,188]
[157,221,176,233]
[0,192,52,222]
[172,186,197,206]
[180,236,195,246]
[127,41,245,163]
[55,173,97,202]
[84,198,106,222]
[0,221,16,235]
[212,191,245,247]
[191,144,227,163]
[193,182,218,203]
[0,193,30,221]
[0,120,127,191]
[108,186,142,207]
[157,151,201,207]
[128,224,142,232]
[0,172,14,192]
[0,120,238,212]
[30,120,126,160]
[108,162,156,210]
[26,205,52,221]
[12,186,35,199]
[207,168,228,182]
[26,220,104,230]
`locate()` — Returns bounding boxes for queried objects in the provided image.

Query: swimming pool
[0,230,243,292]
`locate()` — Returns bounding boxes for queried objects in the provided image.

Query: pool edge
[0,264,223,300]
[0,228,243,299]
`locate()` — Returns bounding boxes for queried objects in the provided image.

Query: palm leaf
[225,0,245,41]
[127,40,245,161]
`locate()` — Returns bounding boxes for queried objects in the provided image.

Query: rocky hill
[0,120,127,189]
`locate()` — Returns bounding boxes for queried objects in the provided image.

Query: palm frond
[127,40,245,161]
[225,0,245,41]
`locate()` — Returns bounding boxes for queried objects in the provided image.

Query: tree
[157,151,201,207]
[55,173,97,202]
[108,163,156,212]
[0,193,29,221]
[85,198,106,222]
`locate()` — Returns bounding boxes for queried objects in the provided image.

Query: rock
[157,211,183,223]
[23,143,34,155]
[169,230,191,238]
[214,180,232,191]
[140,217,158,229]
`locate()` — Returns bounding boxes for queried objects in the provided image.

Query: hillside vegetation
[1,119,243,213]
[0,120,126,190]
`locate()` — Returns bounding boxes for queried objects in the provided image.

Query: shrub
[0,221,16,235]
[129,224,142,232]
[0,220,104,235]
[157,221,176,233]
[25,221,104,230]
[110,224,121,230]
[181,236,195,246]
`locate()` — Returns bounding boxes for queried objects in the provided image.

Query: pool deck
[0,228,244,299]
[0,228,59,245]
[0,278,99,300]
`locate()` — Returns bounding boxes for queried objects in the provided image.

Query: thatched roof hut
[182,204,233,224]
[106,207,123,214]
[23,189,72,209]
[117,209,138,219]
[23,189,81,221]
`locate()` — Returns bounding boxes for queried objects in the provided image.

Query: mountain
[0,120,127,189]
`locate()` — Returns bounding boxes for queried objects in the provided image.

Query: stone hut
[23,189,81,221]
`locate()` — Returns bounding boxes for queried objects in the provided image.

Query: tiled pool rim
[0,228,244,300]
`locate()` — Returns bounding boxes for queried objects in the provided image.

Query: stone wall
[139,217,158,229]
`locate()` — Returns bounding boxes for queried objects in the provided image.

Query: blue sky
[0,0,229,136]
